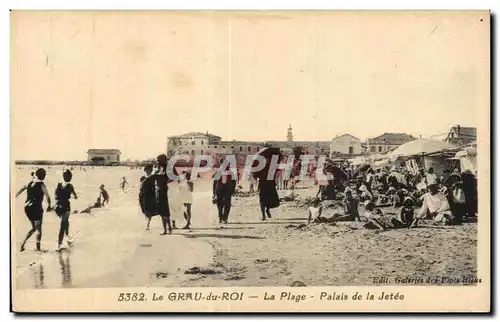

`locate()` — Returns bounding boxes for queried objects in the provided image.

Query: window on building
[370,146,376,152]
[248,147,251,152]
[214,146,218,148]
[201,150,204,155]
[378,146,382,152]
[349,147,353,154]
[191,150,195,156]
[201,140,204,145]
[240,146,243,152]
[192,141,195,145]
[107,156,110,160]
[231,146,234,149]
[222,145,225,149]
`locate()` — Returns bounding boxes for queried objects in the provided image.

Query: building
[166,132,222,157]
[330,134,362,157]
[445,125,476,146]
[287,124,293,142]
[166,125,331,167]
[87,149,121,164]
[367,133,415,154]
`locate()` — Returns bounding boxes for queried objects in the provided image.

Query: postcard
[11,10,490,312]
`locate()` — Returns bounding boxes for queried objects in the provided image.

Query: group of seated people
[308,165,478,230]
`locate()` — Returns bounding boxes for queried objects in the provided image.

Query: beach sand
[12,167,477,288]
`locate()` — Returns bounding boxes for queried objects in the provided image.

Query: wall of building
[368,144,398,154]
[330,136,362,156]
[87,152,120,162]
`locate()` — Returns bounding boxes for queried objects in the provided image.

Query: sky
[11,11,489,161]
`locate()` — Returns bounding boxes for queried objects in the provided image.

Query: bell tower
[287,124,294,142]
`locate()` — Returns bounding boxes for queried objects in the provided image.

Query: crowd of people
[15,153,479,251]
[309,163,478,230]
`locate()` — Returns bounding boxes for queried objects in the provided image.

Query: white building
[166,132,221,157]
[87,149,121,164]
[330,134,362,157]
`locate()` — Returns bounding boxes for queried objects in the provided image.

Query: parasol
[388,139,457,159]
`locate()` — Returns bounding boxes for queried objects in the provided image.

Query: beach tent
[388,139,457,160]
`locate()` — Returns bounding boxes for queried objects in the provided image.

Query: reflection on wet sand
[58,251,72,287]
[32,264,45,289]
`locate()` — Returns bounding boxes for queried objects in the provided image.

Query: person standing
[178,172,194,229]
[139,164,155,230]
[153,155,174,235]
[120,177,129,192]
[249,175,256,193]
[425,167,438,185]
[54,170,78,250]
[258,177,280,221]
[99,184,110,206]
[461,170,478,218]
[213,165,237,224]
[16,168,52,252]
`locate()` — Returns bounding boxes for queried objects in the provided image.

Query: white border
[3,0,498,321]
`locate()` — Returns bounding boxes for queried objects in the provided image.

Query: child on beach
[16,168,52,252]
[363,200,406,231]
[55,170,78,250]
[80,197,103,214]
[400,197,415,227]
[343,188,361,221]
[120,177,129,192]
[249,175,256,193]
[99,184,110,206]
[178,171,194,229]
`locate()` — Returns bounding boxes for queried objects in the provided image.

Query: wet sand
[13,167,477,288]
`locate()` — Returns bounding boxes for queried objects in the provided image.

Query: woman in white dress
[178,172,194,229]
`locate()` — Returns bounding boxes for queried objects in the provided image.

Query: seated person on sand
[375,186,396,207]
[410,181,455,227]
[307,189,361,224]
[334,188,361,222]
[358,184,373,202]
[316,177,336,201]
[80,197,103,214]
[363,200,409,230]
[392,187,409,208]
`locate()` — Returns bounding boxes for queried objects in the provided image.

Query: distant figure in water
[55,170,78,250]
[100,184,109,206]
[16,168,52,252]
[120,177,129,192]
